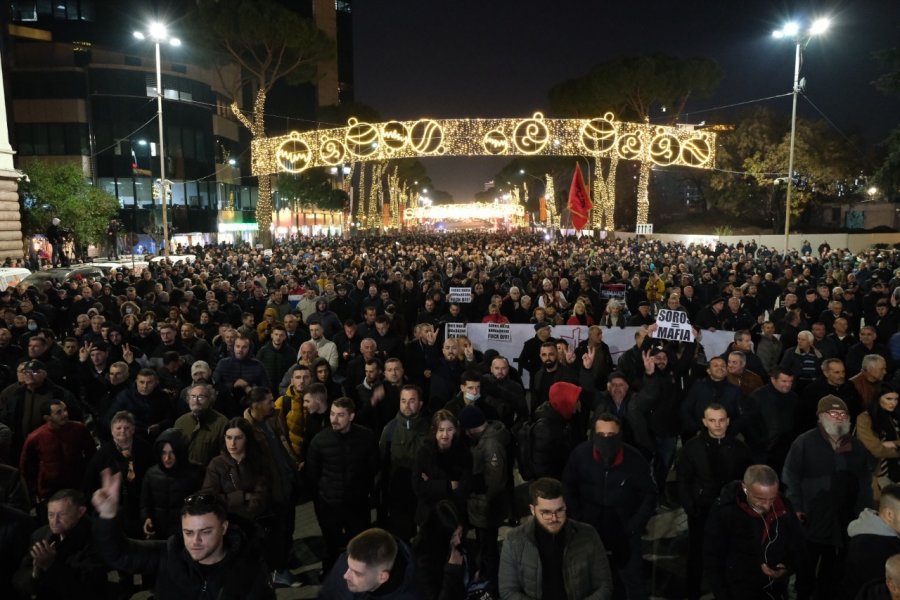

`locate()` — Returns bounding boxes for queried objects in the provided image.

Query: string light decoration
[368,162,383,229]
[388,167,401,229]
[405,202,525,221]
[357,161,366,227]
[251,111,717,227]
[544,174,556,227]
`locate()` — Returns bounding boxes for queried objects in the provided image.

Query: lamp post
[772,17,830,256]
[134,23,180,259]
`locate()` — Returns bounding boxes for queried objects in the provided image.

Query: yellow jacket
[275,385,306,460]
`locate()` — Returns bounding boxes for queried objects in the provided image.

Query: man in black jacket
[843,484,900,598]
[318,528,420,599]
[678,403,752,600]
[306,397,379,573]
[91,469,274,600]
[703,465,805,600]
[13,489,108,600]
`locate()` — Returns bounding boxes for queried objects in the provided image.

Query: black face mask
[593,433,623,464]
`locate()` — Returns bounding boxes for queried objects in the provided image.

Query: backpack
[512,417,541,482]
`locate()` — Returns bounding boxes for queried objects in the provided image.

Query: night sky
[352,0,900,201]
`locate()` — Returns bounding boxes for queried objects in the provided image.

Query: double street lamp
[134,23,180,258]
[772,17,830,256]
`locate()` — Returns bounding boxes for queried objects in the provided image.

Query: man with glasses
[173,383,227,466]
[783,396,873,600]
[91,472,274,599]
[499,477,613,600]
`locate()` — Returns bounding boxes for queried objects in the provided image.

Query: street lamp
[134,22,180,258]
[772,16,830,255]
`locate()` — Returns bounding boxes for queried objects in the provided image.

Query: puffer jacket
[93,517,274,600]
[275,385,305,459]
[140,428,206,539]
[498,517,613,600]
[201,452,271,521]
[467,421,511,529]
[380,411,429,506]
[305,423,379,506]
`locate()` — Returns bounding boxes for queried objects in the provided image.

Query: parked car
[0,268,31,291]
[22,265,105,287]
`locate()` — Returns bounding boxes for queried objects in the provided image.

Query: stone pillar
[0,174,23,259]
[0,54,24,260]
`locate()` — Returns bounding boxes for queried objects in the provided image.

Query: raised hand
[79,342,93,362]
[642,349,656,375]
[582,346,595,370]
[122,343,134,363]
[91,468,122,519]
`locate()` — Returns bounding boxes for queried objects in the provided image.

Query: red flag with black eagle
[567,163,592,231]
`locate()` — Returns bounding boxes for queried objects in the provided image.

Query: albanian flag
[567,163,592,231]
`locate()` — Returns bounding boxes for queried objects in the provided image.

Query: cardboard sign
[486,323,511,342]
[652,309,695,342]
[445,322,468,339]
[448,287,473,303]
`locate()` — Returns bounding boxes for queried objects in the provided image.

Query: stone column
[0,54,24,260]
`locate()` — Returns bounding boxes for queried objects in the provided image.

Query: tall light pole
[134,23,180,258]
[772,17,830,256]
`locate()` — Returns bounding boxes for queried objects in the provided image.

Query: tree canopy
[872,46,900,200]
[20,161,120,244]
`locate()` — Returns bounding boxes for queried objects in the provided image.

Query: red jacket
[20,421,96,500]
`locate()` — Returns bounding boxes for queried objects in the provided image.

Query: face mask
[464,392,479,403]
[27,323,37,332]
[593,433,623,464]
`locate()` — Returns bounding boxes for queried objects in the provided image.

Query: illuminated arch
[253,112,717,228]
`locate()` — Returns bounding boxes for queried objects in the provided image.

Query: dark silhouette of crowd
[3,231,900,599]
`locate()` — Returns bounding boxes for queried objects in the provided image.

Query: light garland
[254,111,716,174]
[250,111,717,231]
[404,202,525,221]
[357,161,366,227]
[544,175,556,228]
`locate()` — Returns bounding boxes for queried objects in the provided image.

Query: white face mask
[464,392,479,403]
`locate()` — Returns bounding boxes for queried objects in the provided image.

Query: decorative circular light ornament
[319,137,347,166]
[483,127,510,155]
[513,112,550,154]
[275,132,312,173]
[649,130,681,166]
[380,121,409,152]
[581,112,618,154]
[346,118,379,157]
[617,133,643,161]
[680,136,712,166]
[409,119,445,154]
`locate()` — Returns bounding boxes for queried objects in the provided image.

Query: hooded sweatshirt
[844,508,900,596]
[140,428,206,539]
[549,381,580,421]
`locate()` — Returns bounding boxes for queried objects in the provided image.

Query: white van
[0,268,31,291]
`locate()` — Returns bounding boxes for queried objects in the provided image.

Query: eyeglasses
[537,507,567,519]
[825,410,849,419]
[184,493,216,507]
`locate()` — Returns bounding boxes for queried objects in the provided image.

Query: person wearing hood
[703,465,805,600]
[562,412,656,600]
[678,404,753,600]
[319,527,421,600]
[379,384,430,541]
[306,298,342,341]
[459,405,510,589]
[844,484,900,598]
[140,428,205,540]
[783,395,873,600]
[530,381,586,481]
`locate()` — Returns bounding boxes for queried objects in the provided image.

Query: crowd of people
[2,231,900,599]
